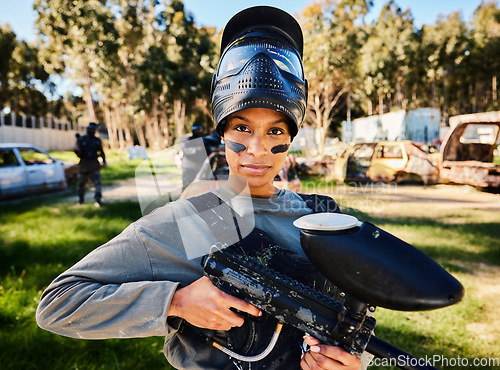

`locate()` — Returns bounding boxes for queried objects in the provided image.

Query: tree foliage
[301,0,371,154]
[28,0,217,149]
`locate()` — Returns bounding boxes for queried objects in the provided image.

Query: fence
[0,112,86,151]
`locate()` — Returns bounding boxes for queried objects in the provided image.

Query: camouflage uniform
[76,126,106,205]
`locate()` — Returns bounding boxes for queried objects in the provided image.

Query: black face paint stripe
[225,140,246,153]
[271,144,289,154]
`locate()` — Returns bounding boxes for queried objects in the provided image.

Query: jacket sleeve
[36,222,179,339]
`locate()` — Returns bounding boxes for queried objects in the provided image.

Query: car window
[376,145,403,159]
[0,149,20,167]
[19,148,55,165]
[460,124,499,144]
[353,144,375,158]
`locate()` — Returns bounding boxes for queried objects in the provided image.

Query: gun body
[201,212,465,370]
[203,246,374,356]
[203,245,440,370]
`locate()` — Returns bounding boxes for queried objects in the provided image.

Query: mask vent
[215,83,230,93]
[242,55,280,77]
[237,77,284,90]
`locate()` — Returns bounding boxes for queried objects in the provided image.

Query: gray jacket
[36,188,317,369]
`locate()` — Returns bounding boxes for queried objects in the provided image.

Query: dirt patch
[324,183,500,220]
[325,183,500,351]
[336,183,500,209]
[102,178,141,201]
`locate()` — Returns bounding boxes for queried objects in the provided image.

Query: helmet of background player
[87,122,99,137]
[191,124,203,138]
[210,6,308,140]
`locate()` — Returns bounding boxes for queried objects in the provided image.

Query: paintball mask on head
[211,6,308,140]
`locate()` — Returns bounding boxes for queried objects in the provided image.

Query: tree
[33,0,217,149]
[98,0,158,150]
[0,25,53,116]
[421,11,468,120]
[8,40,51,115]
[359,0,416,115]
[34,0,120,123]
[469,1,500,111]
[301,0,371,155]
[0,25,17,109]
[156,0,217,142]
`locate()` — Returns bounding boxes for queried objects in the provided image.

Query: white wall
[0,113,85,151]
[343,108,442,143]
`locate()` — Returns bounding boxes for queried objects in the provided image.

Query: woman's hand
[301,335,361,370]
[168,276,262,331]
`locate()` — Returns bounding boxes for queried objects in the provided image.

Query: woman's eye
[269,128,284,135]
[234,125,250,133]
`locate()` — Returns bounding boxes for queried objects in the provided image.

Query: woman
[37,6,363,370]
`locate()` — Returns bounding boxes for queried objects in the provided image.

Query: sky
[0,0,490,42]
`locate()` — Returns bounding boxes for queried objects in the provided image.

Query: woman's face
[223,108,292,198]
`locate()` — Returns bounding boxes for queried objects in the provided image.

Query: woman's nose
[246,135,267,157]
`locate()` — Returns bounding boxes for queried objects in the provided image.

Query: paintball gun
[201,213,464,370]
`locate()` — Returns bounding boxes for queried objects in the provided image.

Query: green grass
[1,172,499,369]
[50,149,181,186]
[0,197,173,369]
[300,178,500,369]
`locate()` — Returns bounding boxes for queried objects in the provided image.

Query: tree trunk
[134,120,147,148]
[346,89,351,123]
[81,60,96,122]
[152,98,163,149]
[174,99,186,141]
[396,76,403,109]
[125,125,133,147]
[113,107,125,151]
[111,107,120,150]
[160,110,170,147]
[196,98,213,128]
[378,92,384,115]
[473,82,478,113]
[443,71,449,121]
[159,94,171,146]
[144,111,156,149]
[104,105,117,149]
[117,126,125,151]
[493,75,498,103]
[431,78,436,108]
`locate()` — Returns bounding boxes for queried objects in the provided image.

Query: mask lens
[217,37,304,80]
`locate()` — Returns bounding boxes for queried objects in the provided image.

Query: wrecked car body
[332,143,376,183]
[333,141,440,185]
[440,111,500,188]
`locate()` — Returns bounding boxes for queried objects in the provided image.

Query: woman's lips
[241,164,271,175]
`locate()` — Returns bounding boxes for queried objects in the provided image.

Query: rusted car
[332,141,440,185]
[440,111,500,188]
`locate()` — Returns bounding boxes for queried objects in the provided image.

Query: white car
[0,143,67,199]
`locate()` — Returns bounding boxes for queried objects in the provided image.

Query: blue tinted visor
[217,34,304,80]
